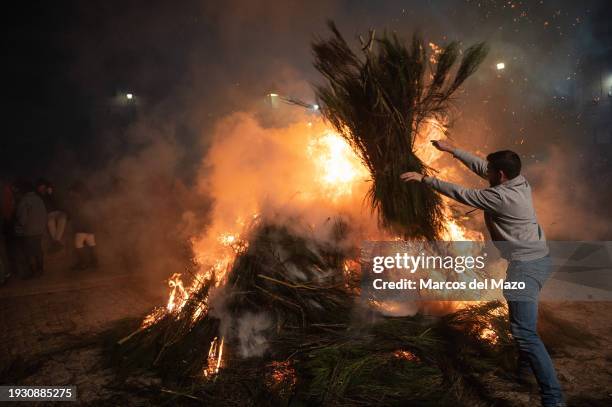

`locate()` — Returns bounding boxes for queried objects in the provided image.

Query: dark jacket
[39,192,60,213]
[14,192,47,237]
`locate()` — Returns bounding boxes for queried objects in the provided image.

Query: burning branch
[312,21,488,240]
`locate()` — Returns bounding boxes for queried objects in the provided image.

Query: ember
[393,350,420,362]
[266,360,297,393]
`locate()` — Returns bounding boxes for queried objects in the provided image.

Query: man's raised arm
[422,176,502,211]
[431,140,488,179]
[400,171,502,211]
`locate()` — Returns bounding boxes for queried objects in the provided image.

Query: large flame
[144,114,497,376]
[307,132,369,200]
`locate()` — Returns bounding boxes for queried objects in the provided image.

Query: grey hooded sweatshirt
[422,149,548,261]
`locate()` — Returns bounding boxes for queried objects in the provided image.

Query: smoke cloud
[16,0,609,297]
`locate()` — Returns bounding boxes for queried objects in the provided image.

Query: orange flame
[166,272,189,313]
[145,114,492,351]
[307,132,369,200]
[203,336,224,378]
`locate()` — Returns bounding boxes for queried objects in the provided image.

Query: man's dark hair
[486,150,521,179]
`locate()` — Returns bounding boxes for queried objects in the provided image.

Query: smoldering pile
[114,217,516,406]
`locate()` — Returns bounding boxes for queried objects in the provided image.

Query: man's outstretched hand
[400,172,424,182]
[431,140,456,153]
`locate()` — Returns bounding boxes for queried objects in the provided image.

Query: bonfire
[114,24,514,406]
[116,218,512,405]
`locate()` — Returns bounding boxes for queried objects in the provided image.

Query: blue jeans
[504,255,564,407]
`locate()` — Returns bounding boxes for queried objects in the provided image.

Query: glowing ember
[394,350,420,362]
[479,327,499,344]
[140,307,165,329]
[477,304,507,344]
[342,259,360,279]
[428,42,443,64]
[266,360,297,392]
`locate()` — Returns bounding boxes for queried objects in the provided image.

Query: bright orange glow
[143,112,495,360]
[307,132,369,200]
[266,360,297,390]
[394,350,420,362]
[167,273,188,313]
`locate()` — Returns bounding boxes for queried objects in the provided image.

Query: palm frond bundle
[312,21,488,240]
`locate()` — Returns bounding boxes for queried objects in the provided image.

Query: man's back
[481,174,547,261]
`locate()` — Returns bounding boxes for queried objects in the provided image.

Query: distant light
[126,93,133,99]
[312,104,320,111]
[269,93,278,97]
[496,62,505,70]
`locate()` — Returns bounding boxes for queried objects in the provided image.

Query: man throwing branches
[401,140,565,407]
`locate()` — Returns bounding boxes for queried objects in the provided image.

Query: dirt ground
[483,302,612,407]
[1,255,610,406]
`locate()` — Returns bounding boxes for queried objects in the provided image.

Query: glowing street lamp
[266,92,320,112]
[267,92,280,108]
[126,93,134,100]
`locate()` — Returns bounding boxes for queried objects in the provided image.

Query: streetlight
[126,93,134,100]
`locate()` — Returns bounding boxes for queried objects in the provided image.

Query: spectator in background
[0,214,8,285]
[68,181,98,270]
[36,178,67,252]
[13,180,47,278]
[0,178,15,284]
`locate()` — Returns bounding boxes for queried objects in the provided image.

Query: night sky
[4,0,612,184]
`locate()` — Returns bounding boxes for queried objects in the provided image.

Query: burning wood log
[312,21,488,240]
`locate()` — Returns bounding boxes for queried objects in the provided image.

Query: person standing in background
[36,178,67,252]
[0,178,15,285]
[14,180,47,278]
[0,214,8,285]
[68,181,98,270]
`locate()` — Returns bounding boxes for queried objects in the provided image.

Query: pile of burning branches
[114,219,517,406]
[110,24,518,406]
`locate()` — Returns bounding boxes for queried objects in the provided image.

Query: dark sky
[4,0,612,180]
